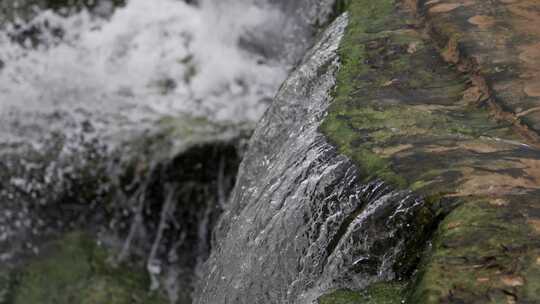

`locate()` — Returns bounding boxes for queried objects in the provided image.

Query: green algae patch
[10,232,167,304]
[320,0,476,188]
[318,282,406,304]
[409,198,540,303]
[321,0,526,193]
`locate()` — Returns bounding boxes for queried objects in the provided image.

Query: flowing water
[194,15,435,303]
[1,1,436,303]
[0,0,337,302]
[0,0,292,146]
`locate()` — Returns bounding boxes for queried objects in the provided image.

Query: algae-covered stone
[410,198,540,303]
[10,232,168,304]
[318,282,406,304]
[323,0,540,302]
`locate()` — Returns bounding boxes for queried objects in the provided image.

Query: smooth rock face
[195,14,435,304]
[418,0,540,140]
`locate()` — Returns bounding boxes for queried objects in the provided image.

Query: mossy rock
[318,282,406,304]
[323,0,540,302]
[9,232,168,304]
[409,199,540,303]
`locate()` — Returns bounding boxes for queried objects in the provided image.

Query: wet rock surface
[416,0,540,142]
[321,0,540,302]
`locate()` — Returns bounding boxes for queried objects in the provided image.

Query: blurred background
[0,0,334,303]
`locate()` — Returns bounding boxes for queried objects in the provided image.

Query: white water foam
[0,0,288,145]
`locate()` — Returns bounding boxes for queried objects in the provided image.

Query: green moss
[318,282,406,304]
[329,0,395,103]
[320,0,521,191]
[352,149,407,187]
[10,232,167,304]
[333,0,350,15]
[321,0,464,188]
[409,200,540,303]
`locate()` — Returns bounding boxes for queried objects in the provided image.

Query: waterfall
[0,0,338,303]
[194,14,435,303]
[1,1,433,303]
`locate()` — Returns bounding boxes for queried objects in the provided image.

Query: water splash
[0,0,291,147]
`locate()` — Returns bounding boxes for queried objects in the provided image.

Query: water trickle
[101,143,243,303]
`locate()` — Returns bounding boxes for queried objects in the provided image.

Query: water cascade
[194,15,435,304]
[0,0,338,302]
[1,0,443,303]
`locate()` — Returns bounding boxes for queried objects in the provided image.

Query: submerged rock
[0,0,125,18]
[240,0,337,65]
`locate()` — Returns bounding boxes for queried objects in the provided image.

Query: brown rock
[500,275,525,287]
[429,3,462,13]
[468,15,496,29]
